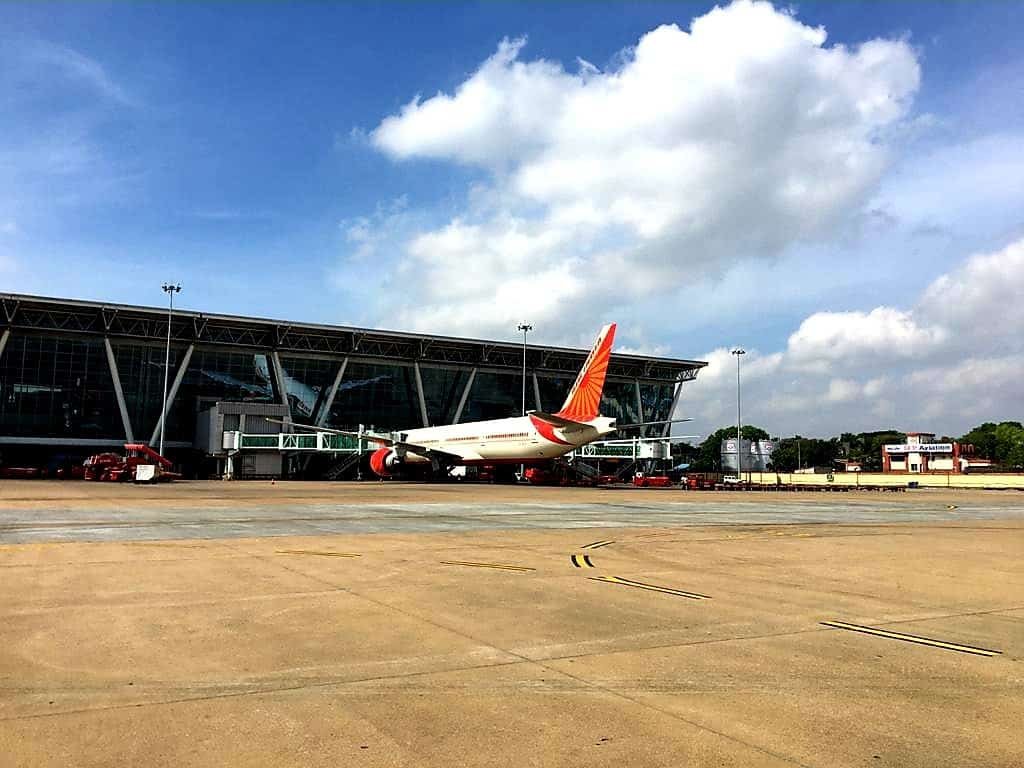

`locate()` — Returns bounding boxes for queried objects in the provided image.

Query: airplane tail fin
[555,323,616,422]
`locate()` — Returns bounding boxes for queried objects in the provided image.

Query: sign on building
[721,439,775,472]
[883,443,953,454]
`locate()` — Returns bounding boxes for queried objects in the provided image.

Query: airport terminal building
[0,293,706,474]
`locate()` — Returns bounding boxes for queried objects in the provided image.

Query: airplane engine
[369,447,402,477]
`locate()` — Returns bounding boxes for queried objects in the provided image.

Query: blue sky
[2,1,1023,435]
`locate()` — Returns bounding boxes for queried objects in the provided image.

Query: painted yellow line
[821,621,1001,657]
[571,554,596,568]
[581,540,614,549]
[591,575,709,600]
[440,560,535,572]
[276,550,361,558]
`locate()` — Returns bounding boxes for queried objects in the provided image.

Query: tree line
[678,421,1024,472]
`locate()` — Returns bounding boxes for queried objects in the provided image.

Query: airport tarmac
[1,482,1022,767]
[1,480,1023,543]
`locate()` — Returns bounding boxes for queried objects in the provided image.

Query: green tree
[960,423,1000,460]
[961,421,1024,468]
[850,430,904,471]
[769,436,841,471]
[692,425,770,471]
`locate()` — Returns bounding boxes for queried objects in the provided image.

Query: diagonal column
[270,351,290,411]
[149,344,194,446]
[103,337,134,441]
[453,368,477,424]
[634,378,645,436]
[413,361,429,427]
[316,358,348,426]
[663,380,684,437]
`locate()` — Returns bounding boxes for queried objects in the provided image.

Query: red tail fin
[555,323,616,422]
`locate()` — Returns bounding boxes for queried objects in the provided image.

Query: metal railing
[232,431,361,453]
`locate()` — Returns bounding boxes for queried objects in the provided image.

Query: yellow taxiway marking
[821,621,1001,657]
[571,554,596,568]
[440,560,535,572]
[276,550,361,558]
[581,540,614,549]
[591,575,709,600]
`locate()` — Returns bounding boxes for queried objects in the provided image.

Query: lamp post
[731,348,745,481]
[517,323,532,483]
[159,283,181,458]
[517,323,532,415]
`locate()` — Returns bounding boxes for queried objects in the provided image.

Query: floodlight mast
[516,323,532,481]
[159,283,181,459]
[731,348,746,480]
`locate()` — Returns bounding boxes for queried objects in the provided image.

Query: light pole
[159,283,181,458]
[731,348,745,481]
[517,323,532,483]
[517,323,532,415]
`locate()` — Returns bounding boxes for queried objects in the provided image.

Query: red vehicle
[83,444,177,482]
[524,466,597,487]
[633,473,674,488]
[0,466,45,479]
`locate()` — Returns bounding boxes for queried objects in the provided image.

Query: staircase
[324,452,362,480]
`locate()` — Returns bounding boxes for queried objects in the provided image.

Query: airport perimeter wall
[745,472,1024,490]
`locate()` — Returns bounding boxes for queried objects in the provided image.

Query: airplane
[272,323,690,479]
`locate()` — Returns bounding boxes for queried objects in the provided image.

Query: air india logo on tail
[555,323,616,422]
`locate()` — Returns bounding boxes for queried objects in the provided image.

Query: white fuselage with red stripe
[368,322,620,477]
[370,414,617,474]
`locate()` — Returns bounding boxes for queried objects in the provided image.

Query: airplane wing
[529,411,692,431]
[263,418,462,464]
[615,418,693,429]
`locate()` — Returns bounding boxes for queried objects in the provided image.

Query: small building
[836,459,862,472]
[882,432,966,474]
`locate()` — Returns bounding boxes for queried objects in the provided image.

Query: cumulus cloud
[682,237,1024,437]
[786,307,947,368]
[363,0,921,339]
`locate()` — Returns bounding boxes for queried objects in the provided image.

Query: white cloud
[682,236,1024,437]
[918,237,1024,345]
[365,0,921,340]
[786,306,947,369]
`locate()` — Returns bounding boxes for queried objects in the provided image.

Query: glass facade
[601,380,642,436]
[0,333,122,439]
[113,341,185,440]
[419,366,469,426]
[165,349,276,440]
[327,361,420,430]
[279,356,337,421]
[535,374,572,412]
[0,325,691,453]
[460,371,521,423]
[640,382,677,433]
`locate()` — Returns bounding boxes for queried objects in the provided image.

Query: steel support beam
[0,293,706,383]
[316,357,348,426]
[453,367,477,424]
[103,337,134,442]
[663,380,684,437]
[0,328,9,363]
[413,361,429,427]
[270,350,290,411]
[0,436,191,448]
[149,344,194,446]
[635,378,645,437]
[532,373,542,412]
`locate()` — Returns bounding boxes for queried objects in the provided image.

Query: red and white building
[882,432,990,474]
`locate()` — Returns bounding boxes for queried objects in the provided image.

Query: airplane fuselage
[376,413,617,471]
